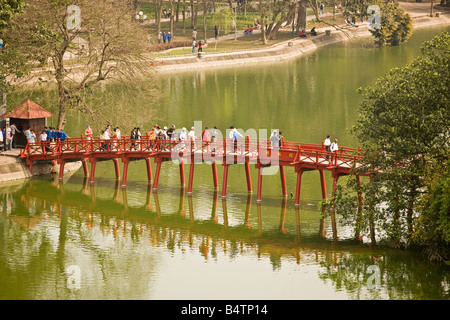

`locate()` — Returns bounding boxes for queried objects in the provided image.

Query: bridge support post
[82,159,89,177]
[212,161,219,189]
[330,171,340,241]
[153,159,162,191]
[90,159,97,183]
[188,162,195,194]
[295,167,304,207]
[145,158,152,182]
[319,169,327,200]
[113,158,120,180]
[222,164,229,198]
[179,160,185,186]
[245,162,252,193]
[58,160,65,180]
[280,165,287,197]
[122,158,130,187]
[257,166,263,202]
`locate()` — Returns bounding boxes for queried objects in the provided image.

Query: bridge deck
[19,136,365,205]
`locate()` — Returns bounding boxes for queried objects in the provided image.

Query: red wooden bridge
[19,136,366,206]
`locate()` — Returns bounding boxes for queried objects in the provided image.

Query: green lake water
[1,26,449,300]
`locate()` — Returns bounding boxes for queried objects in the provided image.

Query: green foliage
[0,0,25,30]
[368,0,413,46]
[325,31,450,258]
[212,8,233,35]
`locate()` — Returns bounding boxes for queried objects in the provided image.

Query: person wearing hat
[188,127,196,147]
[179,127,187,151]
[167,32,172,44]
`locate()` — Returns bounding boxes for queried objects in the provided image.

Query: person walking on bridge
[270,130,280,148]
[330,139,339,164]
[85,125,93,140]
[324,135,331,159]
[229,126,243,153]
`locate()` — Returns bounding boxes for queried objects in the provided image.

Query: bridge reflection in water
[7,176,450,300]
[3,176,347,266]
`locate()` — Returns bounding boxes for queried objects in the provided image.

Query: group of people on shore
[0,124,14,151]
[158,31,173,44]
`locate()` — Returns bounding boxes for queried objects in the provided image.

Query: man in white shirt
[188,127,195,140]
[330,139,338,164]
[330,139,338,152]
[324,135,331,159]
[229,126,243,153]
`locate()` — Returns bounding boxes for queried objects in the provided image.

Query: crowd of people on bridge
[6,121,340,163]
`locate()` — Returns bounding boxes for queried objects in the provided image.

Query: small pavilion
[1,99,54,147]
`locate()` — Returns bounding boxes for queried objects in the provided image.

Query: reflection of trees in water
[2,179,450,299]
[318,250,450,299]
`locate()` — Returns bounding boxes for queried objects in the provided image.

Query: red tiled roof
[0,99,53,119]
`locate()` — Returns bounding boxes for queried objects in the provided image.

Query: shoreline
[154,13,450,73]
[1,5,449,183]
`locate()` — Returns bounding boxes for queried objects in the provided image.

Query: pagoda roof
[1,99,53,119]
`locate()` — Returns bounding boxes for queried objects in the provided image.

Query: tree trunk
[190,0,194,28]
[176,0,180,22]
[260,1,267,45]
[183,0,186,34]
[268,5,295,40]
[244,0,247,18]
[203,0,208,43]
[170,0,175,34]
[297,1,307,33]
[194,2,198,29]
[157,0,163,39]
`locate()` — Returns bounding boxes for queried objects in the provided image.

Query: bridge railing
[19,136,364,169]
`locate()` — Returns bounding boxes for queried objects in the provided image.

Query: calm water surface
[1,26,450,300]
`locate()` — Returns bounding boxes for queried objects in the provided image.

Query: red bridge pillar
[179,160,185,186]
[82,159,89,177]
[294,167,305,207]
[58,160,65,180]
[188,161,195,194]
[280,165,287,197]
[153,159,162,191]
[90,159,97,183]
[222,164,229,198]
[121,158,130,187]
[319,169,327,200]
[245,162,252,193]
[212,161,219,189]
[113,158,120,180]
[145,158,152,182]
[257,166,263,202]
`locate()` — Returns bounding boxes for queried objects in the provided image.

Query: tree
[0,0,27,110]
[0,0,25,30]
[368,0,413,46]
[323,32,450,257]
[212,7,233,37]
[8,0,151,129]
